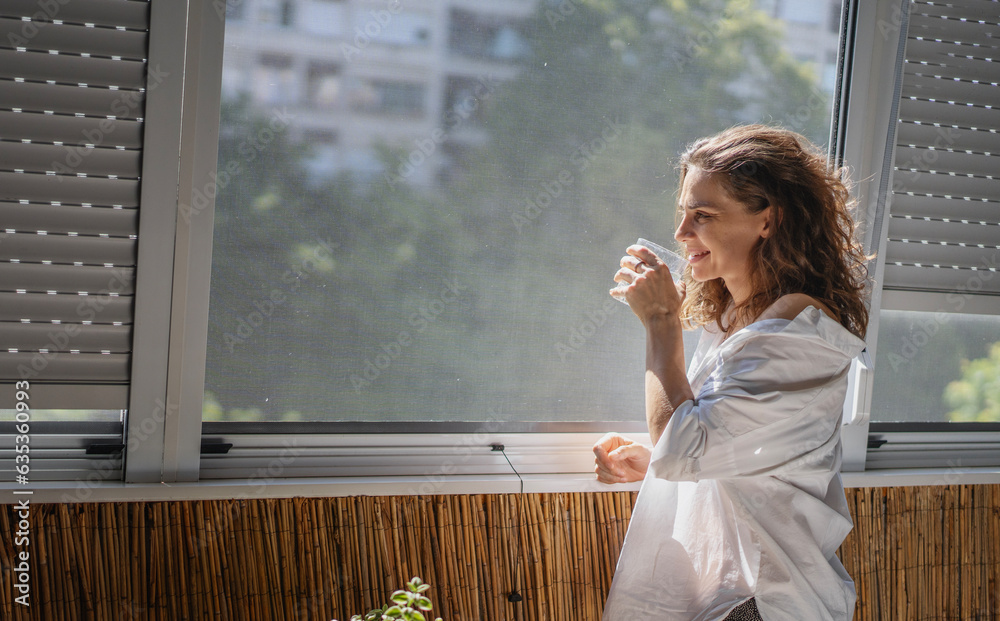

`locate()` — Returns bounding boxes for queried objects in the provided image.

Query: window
[296,1,346,38]
[871,311,1000,423]
[348,79,425,116]
[7,0,997,489]
[353,10,434,48]
[448,9,529,61]
[855,0,1000,468]
[442,75,493,127]
[205,0,842,431]
[254,0,295,27]
[253,54,297,106]
[868,0,1000,426]
[307,62,341,108]
[225,0,246,21]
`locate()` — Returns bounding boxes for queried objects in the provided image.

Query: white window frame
[833,0,913,471]
[4,0,1000,504]
[124,0,224,483]
[841,0,1000,472]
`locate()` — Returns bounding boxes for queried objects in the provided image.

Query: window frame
[6,0,1000,500]
[124,0,224,483]
[839,0,1000,468]
[121,0,1000,484]
[832,0,914,470]
[186,0,921,480]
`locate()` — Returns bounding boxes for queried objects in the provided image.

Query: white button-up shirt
[603,306,865,621]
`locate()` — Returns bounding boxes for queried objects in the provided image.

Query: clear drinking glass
[612,238,688,305]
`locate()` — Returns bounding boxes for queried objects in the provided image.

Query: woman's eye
[693,212,710,222]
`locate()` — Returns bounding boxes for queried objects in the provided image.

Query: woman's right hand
[611,244,686,325]
[593,432,651,484]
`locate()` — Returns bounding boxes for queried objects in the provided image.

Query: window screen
[205,0,844,424]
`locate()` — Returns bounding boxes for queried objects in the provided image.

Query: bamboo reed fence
[1,485,997,620]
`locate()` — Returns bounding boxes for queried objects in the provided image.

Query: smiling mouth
[688,250,710,261]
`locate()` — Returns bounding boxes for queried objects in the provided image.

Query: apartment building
[221,0,531,185]
[222,0,843,184]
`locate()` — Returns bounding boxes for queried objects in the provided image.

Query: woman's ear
[759,204,776,239]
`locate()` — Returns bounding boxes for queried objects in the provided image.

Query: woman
[597,125,869,621]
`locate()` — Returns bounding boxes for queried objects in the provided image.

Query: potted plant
[335,577,443,621]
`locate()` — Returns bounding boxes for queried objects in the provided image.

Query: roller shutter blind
[885,0,1000,302]
[0,0,151,481]
[0,0,149,409]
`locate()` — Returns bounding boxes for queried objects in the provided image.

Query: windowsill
[3,468,999,504]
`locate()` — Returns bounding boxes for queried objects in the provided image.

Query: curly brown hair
[677,125,870,339]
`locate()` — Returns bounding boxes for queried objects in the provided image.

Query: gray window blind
[885,0,1000,302]
[0,0,149,410]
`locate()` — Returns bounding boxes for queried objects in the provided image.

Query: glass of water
[612,238,688,305]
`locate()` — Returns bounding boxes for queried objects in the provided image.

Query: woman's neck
[725,278,753,308]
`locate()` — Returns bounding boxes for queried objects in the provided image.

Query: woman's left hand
[593,432,651,484]
[610,244,686,323]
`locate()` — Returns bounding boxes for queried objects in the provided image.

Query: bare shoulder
[759,293,835,322]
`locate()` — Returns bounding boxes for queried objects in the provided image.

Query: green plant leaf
[391,592,410,605]
[416,584,430,593]
[414,596,432,610]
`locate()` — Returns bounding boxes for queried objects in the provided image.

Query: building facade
[221,0,842,185]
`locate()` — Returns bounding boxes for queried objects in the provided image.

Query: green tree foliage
[870,311,1000,423]
[944,342,1000,422]
[483,0,828,185]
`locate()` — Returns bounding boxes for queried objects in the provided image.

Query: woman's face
[673,168,772,299]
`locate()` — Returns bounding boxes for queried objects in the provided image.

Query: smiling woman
[674,168,775,308]
[598,125,871,620]
[676,125,870,340]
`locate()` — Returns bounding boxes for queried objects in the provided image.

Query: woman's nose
[674,215,691,242]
